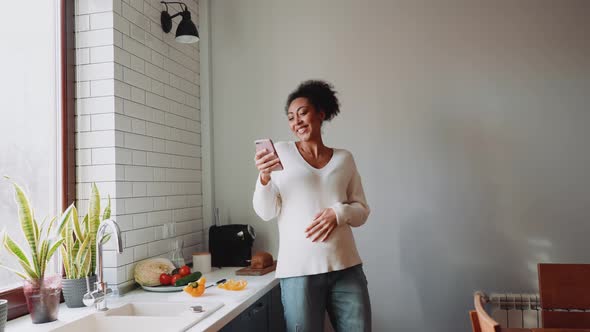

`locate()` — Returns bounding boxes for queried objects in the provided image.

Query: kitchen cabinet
[220,285,285,332]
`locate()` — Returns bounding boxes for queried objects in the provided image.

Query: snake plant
[0,181,64,282]
[58,183,111,279]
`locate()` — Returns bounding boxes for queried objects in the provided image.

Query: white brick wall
[75,0,202,292]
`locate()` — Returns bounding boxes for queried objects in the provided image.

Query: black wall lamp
[160,1,199,43]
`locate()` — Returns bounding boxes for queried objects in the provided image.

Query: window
[0,0,75,319]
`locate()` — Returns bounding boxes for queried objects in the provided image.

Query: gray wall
[208,1,590,331]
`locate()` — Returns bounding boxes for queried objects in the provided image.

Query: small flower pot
[62,275,96,308]
[0,299,8,332]
[22,275,62,324]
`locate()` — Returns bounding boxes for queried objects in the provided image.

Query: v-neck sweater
[253,141,370,278]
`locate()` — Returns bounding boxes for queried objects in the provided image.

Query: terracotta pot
[22,275,62,324]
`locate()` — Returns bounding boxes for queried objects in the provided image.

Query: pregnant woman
[253,80,372,332]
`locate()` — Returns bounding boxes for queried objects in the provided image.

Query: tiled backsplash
[74,0,202,292]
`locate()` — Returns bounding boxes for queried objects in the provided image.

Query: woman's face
[287,97,325,142]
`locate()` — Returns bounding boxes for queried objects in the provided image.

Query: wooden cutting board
[235,261,277,276]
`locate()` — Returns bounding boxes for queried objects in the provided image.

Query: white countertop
[6,267,279,332]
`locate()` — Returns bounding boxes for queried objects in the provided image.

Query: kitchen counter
[6,267,279,332]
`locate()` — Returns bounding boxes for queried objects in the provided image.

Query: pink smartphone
[255,139,284,171]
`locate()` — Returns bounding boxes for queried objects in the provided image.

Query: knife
[206,278,227,289]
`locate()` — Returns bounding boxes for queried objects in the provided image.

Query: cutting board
[235,261,277,276]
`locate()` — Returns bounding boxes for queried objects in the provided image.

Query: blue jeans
[280,264,372,332]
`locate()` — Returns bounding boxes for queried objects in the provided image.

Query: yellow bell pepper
[184,277,206,297]
[217,279,247,291]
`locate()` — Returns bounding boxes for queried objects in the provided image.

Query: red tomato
[171,274,182,285]
[159,273,172,286]
[179,265,191,277]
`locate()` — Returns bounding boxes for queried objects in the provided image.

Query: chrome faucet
[83,219,123,311]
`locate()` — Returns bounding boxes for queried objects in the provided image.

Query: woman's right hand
[255,149,280,185]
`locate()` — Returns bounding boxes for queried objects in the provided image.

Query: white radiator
[487,293,541,328]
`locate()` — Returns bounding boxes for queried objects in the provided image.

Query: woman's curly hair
[285,80,340,121]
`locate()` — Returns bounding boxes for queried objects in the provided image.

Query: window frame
[0,0,76,320]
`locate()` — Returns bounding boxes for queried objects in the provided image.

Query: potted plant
[58,184,111,308]
[0,181,64,324]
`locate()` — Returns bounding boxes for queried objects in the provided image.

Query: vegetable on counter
[174,271,202,286]
[184,277,206,297]
[179,265,191,277]
[134,258,176,286]
[218,279,248,291]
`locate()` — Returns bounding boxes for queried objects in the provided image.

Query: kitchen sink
[50,301,223,332]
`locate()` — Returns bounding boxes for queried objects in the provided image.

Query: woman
[253,80,372,332]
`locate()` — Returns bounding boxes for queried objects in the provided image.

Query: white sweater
[252,141,370,278]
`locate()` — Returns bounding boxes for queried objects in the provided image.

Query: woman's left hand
[305,208,337,242]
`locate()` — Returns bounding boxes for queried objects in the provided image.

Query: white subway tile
[168,47,198,72]
[114,80,132,99]
[102,247,134,267]
[90,45,114,63]
[145,122,170,139]
[76,15,90,31]
[90,12,114,30]
[77,131,116,148]
[151,50,164,67]
[124,132,152,151]
[146,152,170,167]
[147,182,172,196]
[150,80,164,96]
[77,164,117,182]
[91,113,115,131]
[102,267,126,286]
[113,13,130,35]
[91,147,116,164]
[129,24,146,43]
[182,232,201,247]
[173,207,202,223]
[129,54,145,73]
[76,29,113,48]
[145,92,170,112]
[187,195,203,207]
[76,48,90,64]
[123,67,150,90]
[77,81,91,98]
[153,110,166,124]
[133,244,148,261]
[114,114,133,131]
[123,99,153,121]
[125,227,155,246]
[125,165,154,181]
[145,33,168,56]
[152,138,166,153]
[125,197,154,214]
[122,35,150,61]
[132,150,147,165]
[116,182,134,198]
[147,239,171,256]
[114,30,123,48]
[78,63,114,81]
[164,113,186,130]
[145,62,169,84]
[153,196,166,210]
[132,182,147,196]
[82,0,113,14]
[77,149,92,166]
[132,213,148,228]
[129,0,143,12]
[116,148,133,164]
[122,2,149,29]
[91,79,115,97]
[130,87,146,104]
[143,4,160,24]
[131,118,146,134]
[114,64,123,80]
[147,210,172,227]
[164,85,186,104]
[165,141,199,156]
[166,195,187,209]
[114,46,131,67]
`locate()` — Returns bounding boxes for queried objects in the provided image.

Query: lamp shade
[176,11,199,43]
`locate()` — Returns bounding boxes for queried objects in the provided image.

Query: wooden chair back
[473,291,501,332]
[538,263,590,328]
